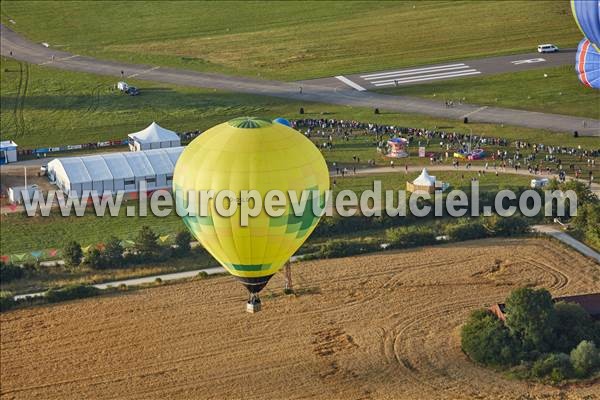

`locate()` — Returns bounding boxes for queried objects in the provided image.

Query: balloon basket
[246,294,262,313]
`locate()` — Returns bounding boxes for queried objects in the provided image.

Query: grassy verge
[0,171,530,255]
[1,1,580,81]
[377,65,600,119]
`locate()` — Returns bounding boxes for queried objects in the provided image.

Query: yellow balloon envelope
[173,117,329,305]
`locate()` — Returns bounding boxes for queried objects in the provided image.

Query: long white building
[47,147,183,196]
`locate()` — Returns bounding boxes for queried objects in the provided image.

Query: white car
[537,44,559,53]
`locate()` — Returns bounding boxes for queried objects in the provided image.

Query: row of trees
[461,287,600,383]
[64,226,193,269]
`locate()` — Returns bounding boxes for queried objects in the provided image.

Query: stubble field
[1,238,599,399]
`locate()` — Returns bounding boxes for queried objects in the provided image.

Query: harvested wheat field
[1,238,599,400]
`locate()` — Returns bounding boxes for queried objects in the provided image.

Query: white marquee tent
[128,122,180,151]
[47,147,183,196]
[406,168,446,193]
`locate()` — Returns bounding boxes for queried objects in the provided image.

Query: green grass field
[1,1,581,81]
[2,58,597,150]
[0,171,530,255]
[378,65,600,119]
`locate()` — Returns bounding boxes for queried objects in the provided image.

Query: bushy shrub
[570,341,599,377]
[134,226,160,260]
[461,309,517,366]
[318,240,380,258]
[485,214,531,236]
[554,302,598,353]
[505,287,556,353]
[45,284,100,303]
[174,230,192,256]
[531,353,573,382]
[0,262,24,283]
[63,241,83,267]
[0,291,16,312]
[445,221,488,241]
[103,236,124,267]
[386,226,437,248]
[85,248,105,269]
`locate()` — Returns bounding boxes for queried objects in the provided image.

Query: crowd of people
[292,118,598,183]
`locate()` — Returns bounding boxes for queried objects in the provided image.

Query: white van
[537,44,559,53]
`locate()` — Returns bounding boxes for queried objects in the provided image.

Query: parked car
[537,44,559,53]
[530,178,549,189]
[126,86,140,96]
[117,81,129,92]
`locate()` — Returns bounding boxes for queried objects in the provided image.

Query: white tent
[128,122,180,151]
[407,168,444,193]
[47,147,183,196]
[412,168,436,186]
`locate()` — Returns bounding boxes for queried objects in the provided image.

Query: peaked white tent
[412,168,436,186]
[407,168,445,193]
[128,122,180,151]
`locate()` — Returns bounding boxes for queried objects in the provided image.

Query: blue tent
[273,117,291,127]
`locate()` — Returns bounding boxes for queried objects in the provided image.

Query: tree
[85,248,104,269]
[103,236,124,267]
[135,226,159,260]
[174,230,192,256]
[504,287,556,353]
[0,262,24,283]
[570,340,599,377]
[63,241,83,268]
[461,309,516,366]
[553,302,598,353]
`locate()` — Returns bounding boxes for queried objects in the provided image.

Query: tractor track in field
[1,238,598,400]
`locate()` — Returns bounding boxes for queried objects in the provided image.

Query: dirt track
[1,238,599,400]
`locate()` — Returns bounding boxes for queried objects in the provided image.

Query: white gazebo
[128,122,180,151]
[407,168,446,193]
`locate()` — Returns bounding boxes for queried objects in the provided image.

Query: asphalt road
[301,51,577,90]
[2,24,599,136]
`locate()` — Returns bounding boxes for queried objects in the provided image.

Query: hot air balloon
[273,117,291,127]
[576,38,600,88]
[173,117,329,312]
[571,0,600,48]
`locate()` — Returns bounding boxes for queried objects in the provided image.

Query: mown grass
[377,65,600,119]
[1,1,581,81]
[2,58,597,150]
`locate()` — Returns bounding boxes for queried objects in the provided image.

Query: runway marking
[335,75,366,91]
[461,106,488,119]
[372,70,481,86]
[511,58,546,65]
[127,66,160,78]
[361,63,468,80]
[38,54,79,65]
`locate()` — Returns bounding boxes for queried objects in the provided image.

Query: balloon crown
[227,117,272,129]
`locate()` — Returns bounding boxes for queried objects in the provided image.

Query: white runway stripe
[372,70,481,86]
[372,68,479,84]
[361,63,467,79]
[335,75,366,91]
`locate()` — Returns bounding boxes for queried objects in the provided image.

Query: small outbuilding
[128,122,180,151]
[489,293,600,322]
[0,140,18,164]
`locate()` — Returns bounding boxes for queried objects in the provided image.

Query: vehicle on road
[537,44,559,53]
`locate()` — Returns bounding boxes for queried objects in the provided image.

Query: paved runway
[302,51,576,91]
[1,24,599,136]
